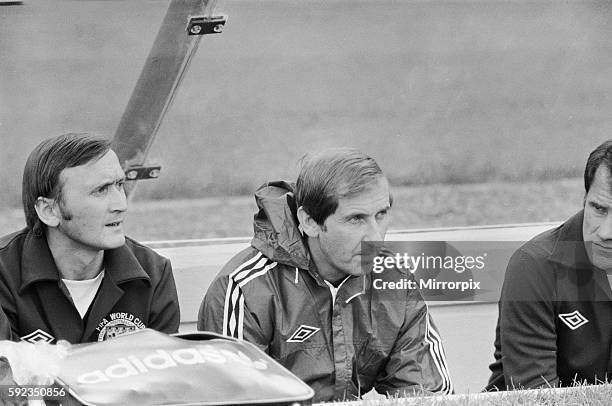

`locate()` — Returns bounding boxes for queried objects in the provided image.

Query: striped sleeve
[375,297,454,396]
[424,312,453,394]
[199,250,277,347]
[222,252,277,339]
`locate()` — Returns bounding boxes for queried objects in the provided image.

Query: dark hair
[584,140,612,193]
[22,133,112,236]
[295,148,387,225]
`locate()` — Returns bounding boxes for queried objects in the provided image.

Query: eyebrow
[90,176,125,191]
[343,205,391,218]
[589,200,607,207]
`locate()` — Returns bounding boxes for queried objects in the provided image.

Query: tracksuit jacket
[199,181,453,402]
[487,211,612,390]
[0,228,180,343]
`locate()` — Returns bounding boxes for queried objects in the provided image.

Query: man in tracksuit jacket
[487,140,612,390]
[0,133,179,344]
[199,149,453,402]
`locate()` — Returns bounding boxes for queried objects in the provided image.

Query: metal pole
[112,0,224,196]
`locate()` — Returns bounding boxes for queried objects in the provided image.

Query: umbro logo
[287,325,320,343]
[20,329,54,344]
[558,310,589,330]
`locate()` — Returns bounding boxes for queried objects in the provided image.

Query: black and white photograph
[1,0,612,404]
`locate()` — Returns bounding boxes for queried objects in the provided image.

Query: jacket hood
[251,181,310,269]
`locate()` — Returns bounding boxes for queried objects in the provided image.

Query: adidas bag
[55,329,314,405]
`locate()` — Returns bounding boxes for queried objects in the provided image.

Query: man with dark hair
[199,148,452,402]
[0,133,180,343]
[487,140,612,390]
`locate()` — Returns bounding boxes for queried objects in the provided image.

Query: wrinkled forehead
[57,150,123,191]
[588,164,612,196]
[337,175,391,202]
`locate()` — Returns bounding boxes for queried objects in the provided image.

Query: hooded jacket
[199,181,453,401]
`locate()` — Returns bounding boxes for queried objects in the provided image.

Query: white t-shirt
[62,270,105,319]
[324,276,350,309]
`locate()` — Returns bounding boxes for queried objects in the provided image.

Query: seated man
[0,133,179,343]
[487,140,612,390]
[199,149,453,401]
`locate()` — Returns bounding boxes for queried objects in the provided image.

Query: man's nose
[110,185,128,212]
[363,218,384,242]
[597,214,612,241]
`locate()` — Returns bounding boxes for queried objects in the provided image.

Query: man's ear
[34,197,60,228]
[297,206,322,238]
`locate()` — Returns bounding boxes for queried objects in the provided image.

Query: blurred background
[1,0,611,239]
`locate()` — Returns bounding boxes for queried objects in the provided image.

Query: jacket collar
[341,274,367,303]
[304,257,366,300]
[20,232,150,293]
[548,210,591,270]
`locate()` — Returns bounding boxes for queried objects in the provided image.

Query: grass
[332,384,612,406]
[0,178,583,240]
[1,1,612,207]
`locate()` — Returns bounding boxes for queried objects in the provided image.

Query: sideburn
[56,198,73,222]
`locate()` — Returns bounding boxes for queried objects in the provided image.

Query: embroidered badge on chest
[558,310,589,330]
[287,325,320,343]
[20,329,54,344]
[96,313,146,341]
